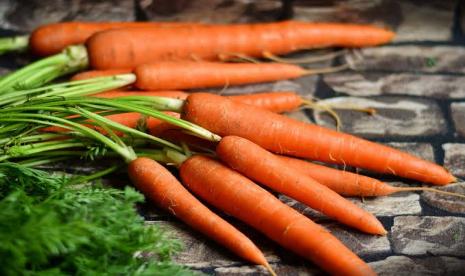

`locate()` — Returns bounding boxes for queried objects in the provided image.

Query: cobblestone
[313,97,447,138]
[443,144,465,179]
[138,0,282,23]
[293,0,455,42]
[324,72,465,99]
[0,0,135,32]
[422,182,465,214]
[370,256,465,276]
[391,216,465,256]
[451,103,465,138]
[346,46,465,73]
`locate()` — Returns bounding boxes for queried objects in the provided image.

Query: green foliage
[0,163,192,276]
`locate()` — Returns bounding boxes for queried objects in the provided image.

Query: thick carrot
[281,155,465,198]
[86,21,394,69]
[92,90,302,113]
[30,21,201,56]
[128,157,272,270]
[217,135,385,235]
[229,91,302,113]
[182,93,455,185]
[180,155,376,276]
[71,69,133,81]
[133,61,309,90]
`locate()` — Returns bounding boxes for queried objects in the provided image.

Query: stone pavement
[1,1,464,275]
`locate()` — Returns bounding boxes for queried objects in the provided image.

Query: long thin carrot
[86,21,394,69]
[133,61,344,90]
[216,135,385,235]
[181,93,455,185]
[127,157,273,272]
[29,21,201,56]
[180,155,376,276]
[280,155,465,198]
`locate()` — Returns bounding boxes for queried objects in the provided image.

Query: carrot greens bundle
[0,163,190,276]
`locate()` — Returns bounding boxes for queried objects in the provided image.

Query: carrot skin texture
[30,21,199,56]
[228,91,302,113]
[128,157,269,266]
[180,155,376,276]
[134,61,306,90]
[86,21,395,69]
[182,93,454,185]
[217,136,386,235]
[280,156,397,197]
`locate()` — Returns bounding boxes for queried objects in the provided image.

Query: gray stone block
[138,0,282,23]
[370,256,465,276]
[451,103,465,138]
[313,97,447,138]
[0,0,135,32]
[391,216,465,256]
[324,72,465,99]
[293,0,454,42]
[443,144,465,179]
[422,182,465,215]
[346,46,465,73]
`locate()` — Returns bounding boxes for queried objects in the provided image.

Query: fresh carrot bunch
[2,19,461,276]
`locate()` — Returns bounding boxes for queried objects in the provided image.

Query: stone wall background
[1,1,464,275]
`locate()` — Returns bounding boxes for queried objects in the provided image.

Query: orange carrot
[217,135,385,235]
[92,90,302,113]
[86,21,394,69]
[182,93,455,185]
[228,91,302,113]
[180,155,376,276]
[71,69,133,81]
[30,21,201,56]
[128,157,272,270]
[281,155,465,198]
[133,61,309,90]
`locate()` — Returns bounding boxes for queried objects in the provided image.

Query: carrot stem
[0,44,88,92]
[0,35,29,54]
[0,74,136,107]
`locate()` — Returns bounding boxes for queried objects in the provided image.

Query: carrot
[128,157,273,272]
[133,61,328,91]
[94,90,302,113]
[280,156,465,198]
[181,93,455,185]
[216,136,385,235]
[30,21,201,56]
[86,21,394,69]
[71,69,133,81]
[180,155,376,276]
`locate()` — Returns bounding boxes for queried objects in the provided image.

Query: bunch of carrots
[1,20,462,276]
